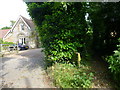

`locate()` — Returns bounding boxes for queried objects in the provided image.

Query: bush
[106,38,120,85]
[0,39,3,44]
[48,62,94,88]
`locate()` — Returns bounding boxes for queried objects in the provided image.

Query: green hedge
[27,2,89,63]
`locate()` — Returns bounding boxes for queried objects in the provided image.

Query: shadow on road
[1,57,15,63]
[16,48,45,71]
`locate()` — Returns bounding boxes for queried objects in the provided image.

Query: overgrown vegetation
[26,2,120,88]
[27,3,88,63]
[88,2,120,87]
[106,38,120,86]
[48,62,94,88]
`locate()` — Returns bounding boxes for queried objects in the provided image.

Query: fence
[0,44,18,57]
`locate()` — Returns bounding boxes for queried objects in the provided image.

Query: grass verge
[47,61,94,88]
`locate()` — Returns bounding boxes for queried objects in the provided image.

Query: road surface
[0,48,52,88]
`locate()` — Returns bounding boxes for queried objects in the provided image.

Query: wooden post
[16,44,19,53]
[0,44,1,57]
[77,52,81,67]
[1,44,3,53]
[0,44,3,57]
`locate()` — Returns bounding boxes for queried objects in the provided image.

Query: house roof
[0,29,10,39]
[3,15,35,39]
[20,15,35,29]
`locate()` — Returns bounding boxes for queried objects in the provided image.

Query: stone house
[3,15,37,48]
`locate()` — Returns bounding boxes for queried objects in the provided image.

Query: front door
[18,38,25,45]
[18,34,26,45]
[19,38,22,44]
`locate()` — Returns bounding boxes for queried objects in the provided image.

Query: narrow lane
[0,48,52,88]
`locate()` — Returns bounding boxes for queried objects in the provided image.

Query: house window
[21,24,24,30]
[20,23,24,31]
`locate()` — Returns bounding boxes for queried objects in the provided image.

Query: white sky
[0,0,30,29]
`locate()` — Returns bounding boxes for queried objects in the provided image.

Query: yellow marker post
[77,52,81,67]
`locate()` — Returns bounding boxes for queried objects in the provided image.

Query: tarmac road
[0,48,52,88]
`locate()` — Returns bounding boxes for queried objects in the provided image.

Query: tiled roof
[0,29,10,39]
[20,15,35,29]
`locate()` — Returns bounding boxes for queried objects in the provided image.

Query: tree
[88,2,120,55]
[26,2,120,86]
[0,39,3,44]
[0,20,16,30]
[10,20,16,27]
[1,26,11,30]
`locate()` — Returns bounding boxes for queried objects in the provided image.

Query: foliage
[88,2,120,55]
[0,39,3,44]
[2,41,14,44]
[26,2,120,87]
[10,20,16,27]
[1,26,11,30]
[0,39,14,44]
[106,38,120,85]
[48,62,94,88]
[27,2,89,63]
[1,20,15,30]
[88,2,120,86]
[0,39,14,52]
[27,2,120,57]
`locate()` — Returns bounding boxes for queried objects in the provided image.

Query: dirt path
[0,48,53,88]
[90,54,117,88]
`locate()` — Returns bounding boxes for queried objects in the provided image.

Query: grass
[47,61,94,88]
[46,52,117,88]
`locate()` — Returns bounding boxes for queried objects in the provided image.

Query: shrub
[2,41,14,44]
[0,39,3,44]
[106,38,120,85]
[48,62,94,88]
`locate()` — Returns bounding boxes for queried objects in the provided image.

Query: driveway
[0,48,53,88]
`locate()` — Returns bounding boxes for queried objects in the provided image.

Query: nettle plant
[51,62,94,88]
[107,38,120,83]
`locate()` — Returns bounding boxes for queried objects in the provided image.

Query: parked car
[17,44,29,50]
[8,44,29,51]
[8,44,17,51]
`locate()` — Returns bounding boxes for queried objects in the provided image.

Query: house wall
[4,18,37,48]
[4,32,14,42]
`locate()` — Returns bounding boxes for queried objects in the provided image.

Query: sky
[0,0,30,29]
